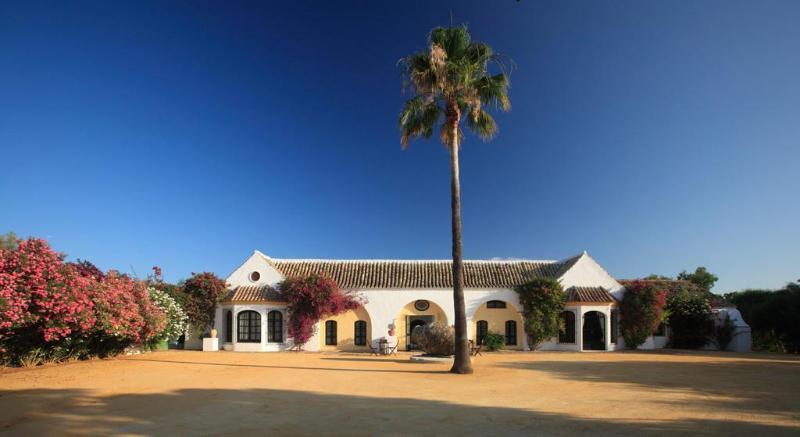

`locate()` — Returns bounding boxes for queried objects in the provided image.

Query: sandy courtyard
[1,350,798,436]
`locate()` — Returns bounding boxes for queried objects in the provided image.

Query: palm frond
[399,96,442,148]
[475,74,511,111]
[465,42,493,69]
[399,24,511,149]
[429,25,470,59]
[399,52,436,94]
[466,109,497,141]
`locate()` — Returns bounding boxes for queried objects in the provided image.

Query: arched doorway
[397,300,448,351]
[582,311,605,350]
[407,318,429,350]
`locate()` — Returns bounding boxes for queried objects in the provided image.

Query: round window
[414,300,430,311]
[249,271,261,282]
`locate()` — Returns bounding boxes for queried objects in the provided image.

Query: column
[604,308,612,351]
[576,307,584,352]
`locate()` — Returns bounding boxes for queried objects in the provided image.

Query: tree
[0,232,20,250]
[677,267,718,293]
[645,274,672,280]
[666,287,713,349]
[620,280,667,349]
[514,278,565,350]
[278,274,361,349]
[399,25,511,374]
[183,272,227,337]
[726,282,800,353]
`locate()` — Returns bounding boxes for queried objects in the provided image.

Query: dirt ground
[1,350,798,436]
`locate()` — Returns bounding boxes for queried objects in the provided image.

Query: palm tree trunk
[448,107,473,375]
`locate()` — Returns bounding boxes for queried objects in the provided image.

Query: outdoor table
[378,338,389,355]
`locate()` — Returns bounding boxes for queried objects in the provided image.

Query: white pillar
[576,307,584,352]
[260,309,267,348]
[604,308,612,351]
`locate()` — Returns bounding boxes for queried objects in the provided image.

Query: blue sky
[1,1,798,292]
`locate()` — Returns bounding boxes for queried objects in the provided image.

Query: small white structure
[211,250,751,353]
[202,337,219,352]
[712,308,752,352]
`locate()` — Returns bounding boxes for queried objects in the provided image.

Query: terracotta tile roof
[269,259,565,289]
[221,285,285,303]
[566,286,615,303]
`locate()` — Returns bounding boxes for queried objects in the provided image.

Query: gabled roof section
[554,251,587,279]
[270,259,562,289]
[566,286,615,303]
[221,285,285,303]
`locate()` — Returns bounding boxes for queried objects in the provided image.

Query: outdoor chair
[470,340,483,357]
[369,342,380,356]
[385,343,398,356]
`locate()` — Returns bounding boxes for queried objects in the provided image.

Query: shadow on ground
[499,354,800,418]
[125,357,445,374]
[0,387,797,436]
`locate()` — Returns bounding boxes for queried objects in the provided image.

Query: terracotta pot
[388,328,396,336]
[210,328,218,338]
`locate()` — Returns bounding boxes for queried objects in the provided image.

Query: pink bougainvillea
[619,280,667,349]
[279,274,363,347]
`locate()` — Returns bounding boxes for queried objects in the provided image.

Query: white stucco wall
[357,287,529,349]
[226,250,284,288]
[558,252,625,299]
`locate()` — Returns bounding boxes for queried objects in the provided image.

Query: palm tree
[399,25,511,374]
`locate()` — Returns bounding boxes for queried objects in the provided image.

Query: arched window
[486,300,506,309]
[225,310,233,343]
[325,320,338,345]
[505,320,517,345]
[237,311,261,343]
[559,311,575,344]
[476,320,488,345]
[267,311,283,343]
[354,320,367,346]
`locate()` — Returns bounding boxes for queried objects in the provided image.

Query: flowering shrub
[67,259,106,281]
[514,278,565,350]
[0,238,167,366]
[0,239,96,351]
[148,287,188,342]
[279,274,362,347]
[183,272,227,337]
[666,288,713,349]
[620,280,667,349]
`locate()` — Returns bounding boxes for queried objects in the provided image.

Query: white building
[209,250,750,353]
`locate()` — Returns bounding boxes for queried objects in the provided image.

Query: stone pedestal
[202,337,219,352]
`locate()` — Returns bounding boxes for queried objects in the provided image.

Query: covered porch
[557,287,619,352]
